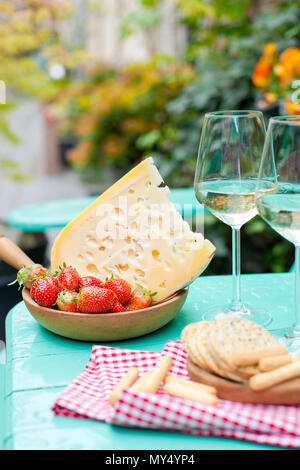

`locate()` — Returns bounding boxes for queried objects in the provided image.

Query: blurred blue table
[6,188,201,232]
[1,273,294,450]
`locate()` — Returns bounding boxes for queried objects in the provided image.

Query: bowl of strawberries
[18,263,188,341]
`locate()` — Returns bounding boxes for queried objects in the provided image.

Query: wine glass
[256,115,300,350]
[194,110,273,326]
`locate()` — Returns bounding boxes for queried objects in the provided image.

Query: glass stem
[293,245,300,334]
[231,227,242,310]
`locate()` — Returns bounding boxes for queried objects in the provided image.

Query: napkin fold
[52,340,300,448]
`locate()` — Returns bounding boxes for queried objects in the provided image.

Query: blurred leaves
[0,158,31,182]
[0,0,86,155]
[1,0,295,274]
[120,7,161,39]
[0,102,19,144]
[54,58,197,181]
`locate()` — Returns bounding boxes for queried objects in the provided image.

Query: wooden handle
[0,233,36,270]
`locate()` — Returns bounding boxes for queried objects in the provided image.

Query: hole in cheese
[101,236,113,249]
[117,263,129,272]
[86,238,98,248]
[128,248,138,258]
[86,264,98,274]
[86,251,95,261]
[135,268,145,278]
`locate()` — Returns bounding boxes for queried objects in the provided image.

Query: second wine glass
[256,116,300,351]
[194,110,272,326]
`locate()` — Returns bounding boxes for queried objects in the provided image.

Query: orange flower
[263,42,277,59]
[252,57,271,89]
[279,47,300,66]
[279,47,300,85]
[66,140,92,164]
[73,115,97,136]
[254,57,271,76]
[274,63,285,78]
[283,98,300,115]
[264,92,278,104]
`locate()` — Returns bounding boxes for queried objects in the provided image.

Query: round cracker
[208,317,278,377]
[181,322,201,364]
[181,322,199,348]
[194,322,226,377]
[207,324,258,381]
[207,338,247,383]
[190,322,210,370]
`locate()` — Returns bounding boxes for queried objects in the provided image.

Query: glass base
[201,302,272,327]
[271,328,300,353]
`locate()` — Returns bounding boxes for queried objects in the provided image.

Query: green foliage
[0,158,31,181]
[0,0,85,154]
[56,58,196,181]
[120,7,161,39]
[57,0,299,275]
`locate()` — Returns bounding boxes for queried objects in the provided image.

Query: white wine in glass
[256,116,300,351]
[194,110,272,326]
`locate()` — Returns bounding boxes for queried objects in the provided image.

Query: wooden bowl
[22,287,188,342]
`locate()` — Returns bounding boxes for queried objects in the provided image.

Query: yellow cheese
[51,158,215,302]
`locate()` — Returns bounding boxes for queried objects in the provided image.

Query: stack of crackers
[181,317,300,392]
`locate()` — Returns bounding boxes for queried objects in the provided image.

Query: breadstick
[109,367,139,405]
[131,370,153,391]
[259,354,292,372]
[163,380,218,406]
[134,355,172,394]
[249,360,300,391]
[165,375,217,396]
[232,344,288,366]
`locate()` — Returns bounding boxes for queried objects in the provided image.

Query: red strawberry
[103,277,131,304]
[11,265,48,290]
[57,265,79,292]
[56,290,78,312]
[128,284,157,310]
[123,302,140,312]
[111,301,125,313]
[77,286,117,313]
[30,275,59,308]
[78,276,102,289]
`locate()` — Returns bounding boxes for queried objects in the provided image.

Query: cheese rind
[51,158,215,302]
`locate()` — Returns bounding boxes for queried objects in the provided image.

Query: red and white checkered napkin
[52,340,300,448]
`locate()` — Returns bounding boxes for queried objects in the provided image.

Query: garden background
[1,0,300,339]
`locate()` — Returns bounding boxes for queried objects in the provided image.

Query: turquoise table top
[6,188,200,232]
[1,273,294,450]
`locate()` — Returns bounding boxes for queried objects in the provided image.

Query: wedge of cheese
[51,158,215,302]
